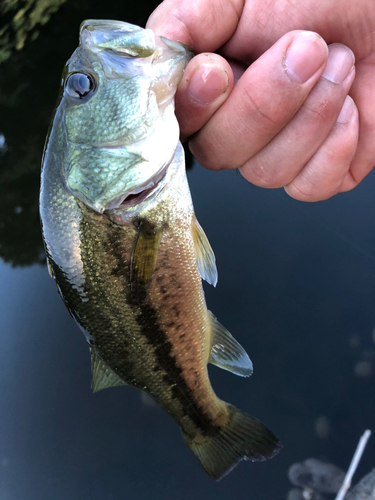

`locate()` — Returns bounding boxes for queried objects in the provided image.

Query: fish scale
[40,19,281,479]
[75,191,220,434]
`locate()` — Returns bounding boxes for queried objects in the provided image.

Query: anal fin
[91,350,127,393]
[192,215,218,286]
[208,311,253,377]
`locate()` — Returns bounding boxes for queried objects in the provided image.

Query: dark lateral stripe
[77,214,135,377]
[129,294,219,435]
[77,212,218,435]
[127,221,219,436]
[106,221,133,284]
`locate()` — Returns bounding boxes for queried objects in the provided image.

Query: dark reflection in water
[1,2,374,500]
[0,0,161,266]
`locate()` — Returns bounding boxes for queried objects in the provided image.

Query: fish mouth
[104,166,168,216]
[118,186,155,207]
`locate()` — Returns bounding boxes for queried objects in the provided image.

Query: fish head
[59,19,193,214]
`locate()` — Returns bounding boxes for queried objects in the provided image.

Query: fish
[39,19,281,480]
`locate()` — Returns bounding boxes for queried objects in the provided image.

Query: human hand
[147,0,375,201]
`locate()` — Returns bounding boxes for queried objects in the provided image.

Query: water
[0,2,374,499]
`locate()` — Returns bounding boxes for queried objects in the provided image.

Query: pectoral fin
[208,311,253,377]
[91,350,127,393]
[47,259,55,278]
[192,216,218,286]
[131,219,163,291]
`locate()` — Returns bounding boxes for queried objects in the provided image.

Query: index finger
[146,0,244,53]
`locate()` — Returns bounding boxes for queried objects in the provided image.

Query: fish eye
[65,73,95,99]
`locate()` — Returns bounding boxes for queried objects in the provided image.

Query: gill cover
[61,20,192,214]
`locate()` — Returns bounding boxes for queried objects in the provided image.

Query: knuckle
[301,97,333,124]
[241,156,288,188]
[241,85,281,133]
[285,166,343,202]
[285,177,323,201]
[189,134,224,171]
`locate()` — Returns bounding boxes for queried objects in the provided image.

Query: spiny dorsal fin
[131,219,163,291]
[192,216,218,286]
[91,350,127,393]
[208,311,253,377]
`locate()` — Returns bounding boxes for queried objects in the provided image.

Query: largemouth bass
[39,19,281,480]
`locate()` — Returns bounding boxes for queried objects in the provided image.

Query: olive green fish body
[40,20,281,479]
[43,138,223,437]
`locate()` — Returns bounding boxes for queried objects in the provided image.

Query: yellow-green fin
[91,350,127,393]
[131,219,163,290]
[192,216,218,286]
[208,311,253,377]
[47,258,54,278]
[183,403,282,480]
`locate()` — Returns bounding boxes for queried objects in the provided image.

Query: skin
[146,0,375,202]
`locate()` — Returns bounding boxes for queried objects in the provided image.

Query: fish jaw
[60,20,193,215]
[64,102,179,215]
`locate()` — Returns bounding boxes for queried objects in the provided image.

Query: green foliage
[0,0,67,64]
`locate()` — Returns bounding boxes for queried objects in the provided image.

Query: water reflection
[0,133,7,152]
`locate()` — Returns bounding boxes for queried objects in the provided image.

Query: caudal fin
[183,403,281,480]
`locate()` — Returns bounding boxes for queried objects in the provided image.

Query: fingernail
[322,44,355,83]
[285,31,328,83]
[337,95,355,123]
[189,63,229,105]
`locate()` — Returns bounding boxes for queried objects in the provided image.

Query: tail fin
[183,403,281,480]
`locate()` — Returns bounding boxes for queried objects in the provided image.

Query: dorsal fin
[191,216,218,286]
[208,311,253,377]
[91,350,127,393]
[131,219,163,291]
